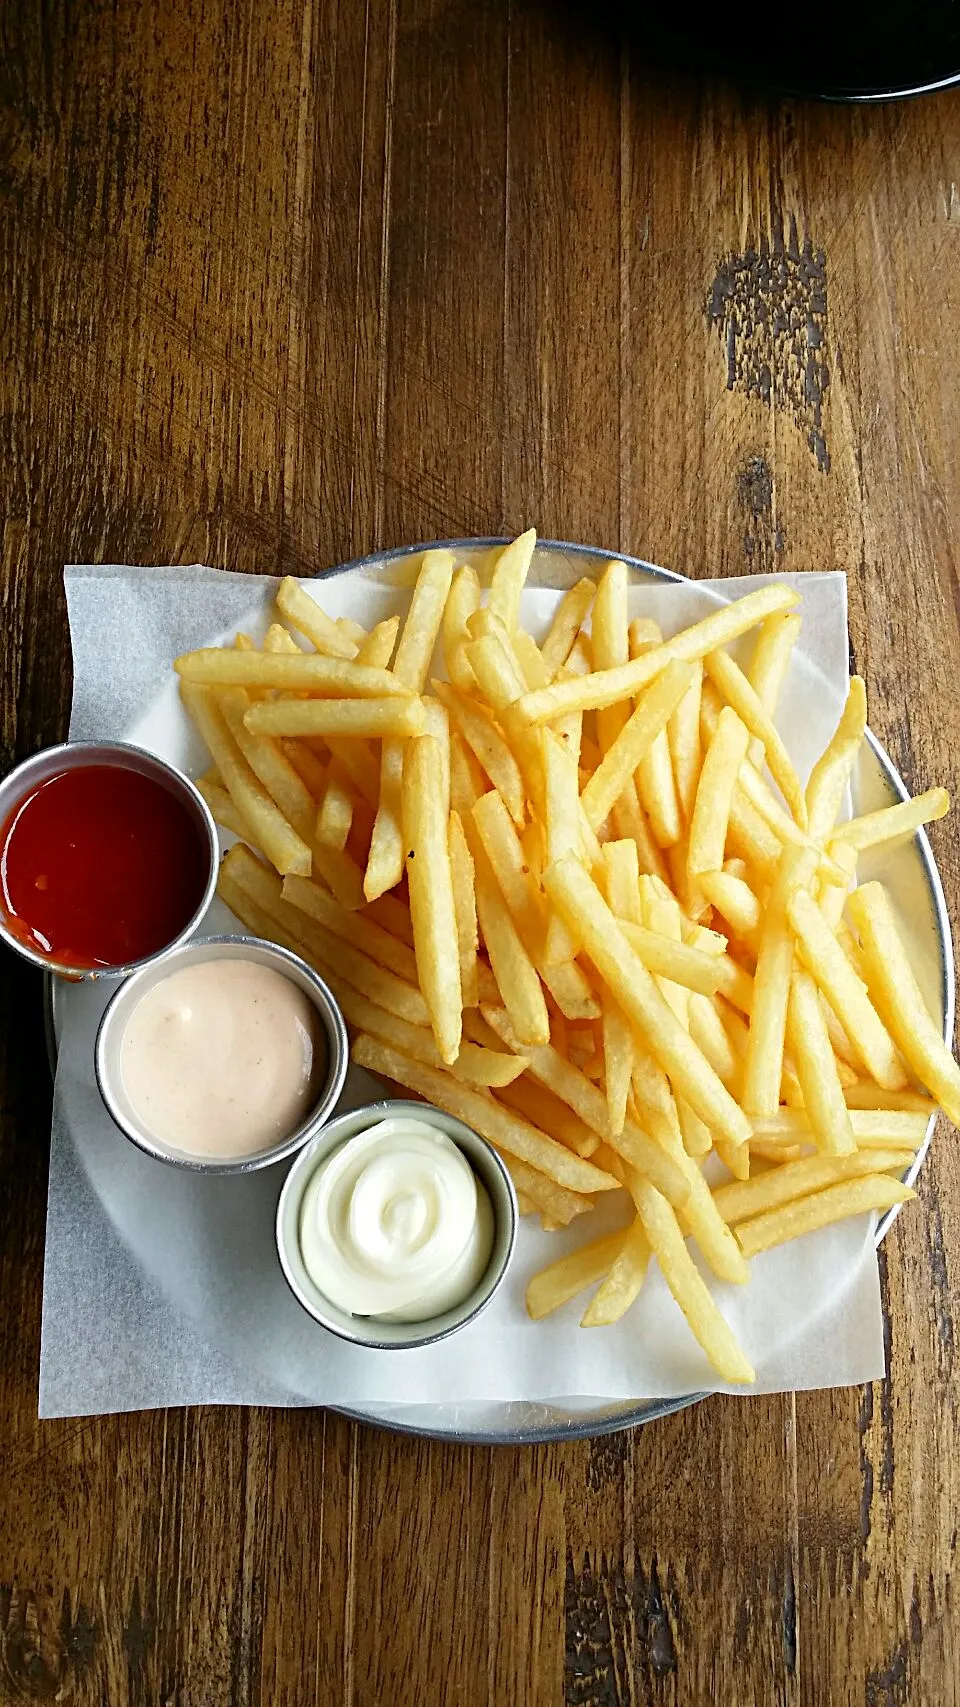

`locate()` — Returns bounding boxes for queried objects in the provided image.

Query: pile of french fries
[174,534,958,1384]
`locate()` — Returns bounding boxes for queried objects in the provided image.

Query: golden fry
[244,697,425,739]
[736,1175,914,1258]
[489,529,536,632]
[804,677,867,842]
[402,735,462,1063]
[713,1150,916,1225]
[846,881,960,1124]
[510,584,799,724]
[540,579,596,679]
[449,810,480,1009]
[831,788,950,853]
[526,1229,628,1319]
[631,1177,755,1383]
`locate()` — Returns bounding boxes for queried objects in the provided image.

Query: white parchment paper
[38,560,887,1418]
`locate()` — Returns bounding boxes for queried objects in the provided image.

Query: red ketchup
[0,765,209,970]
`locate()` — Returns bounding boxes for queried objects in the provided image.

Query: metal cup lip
[275,1098,519,1350]
[0,740,220,981]
[94,933,350,1173]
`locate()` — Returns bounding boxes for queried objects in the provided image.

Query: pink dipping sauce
[119,958,325,1158]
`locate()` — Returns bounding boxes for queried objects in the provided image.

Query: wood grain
[2,0,960,1699]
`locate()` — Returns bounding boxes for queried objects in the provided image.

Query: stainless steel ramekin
[95,935,349,1172]
[0,740,219,980]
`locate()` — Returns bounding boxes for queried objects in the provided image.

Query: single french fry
[489,529,536,631]
[746,611,801,767]
[393,549,456,690]
[736,1175,914,1258]
[601,987,633,1137]
[846,881,960,1122]
[509,584,800,725]
[356,615,400,668]
[627,618,683,848]
[703,646,807,829]
[443,565,482,692]
[275,578,358,657]
[713,1150,916,1225]
[668,660,703,824]
[543,856,752,1148]
[471,789,547,960]
[751,1108,929,1147]
[630,1177,755,1383]
[401,735,462,1063]
[591,560,631,760]
[687,707,751,877]
[177,648,410,697]
[742,846,818,1117]
[513,628,550,692]
[804,677,867,842]
[281,874,419,983]
[581,1221,651,1326]
[786,968,857,1155]
[526,1229,628,1318]
[788,887,908,1091]
[181,684,312,876]
[350,1033,619,1194]
[362,742,405,908]
[539,579,596,679]
[831,788,950,854]
[579,659,694,832]
[244,697,424,739]
[316,763,355,850]
[698,869,761,948]
[616,921,728,997]
[687,993,742,1095]
[843,1083,937,1116]
[448,810,480,1009]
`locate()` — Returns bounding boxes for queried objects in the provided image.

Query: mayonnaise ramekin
[95,935,349,1173]
[275,1099,518,1349]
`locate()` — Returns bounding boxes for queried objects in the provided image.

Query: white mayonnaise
[298,1115,494,1322]
[120,958,325,1157]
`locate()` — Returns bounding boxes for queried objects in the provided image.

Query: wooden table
[2,1,959,1699]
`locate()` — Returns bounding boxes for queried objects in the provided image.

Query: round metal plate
[46,541,954,1444]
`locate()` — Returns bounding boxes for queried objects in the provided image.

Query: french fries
[177,544,955,1389]
[403,735,462,1064]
